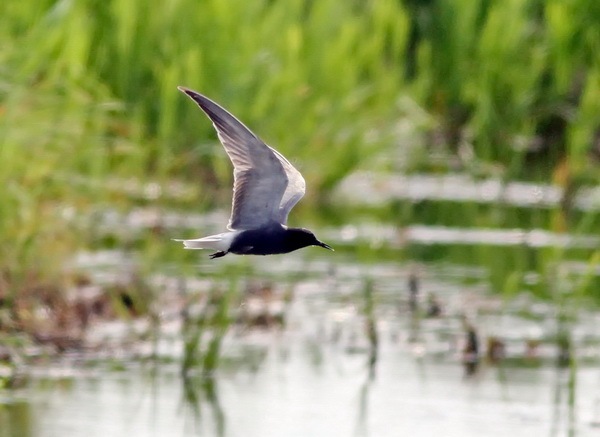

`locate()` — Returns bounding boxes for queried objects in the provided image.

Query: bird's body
[174,87,332,258]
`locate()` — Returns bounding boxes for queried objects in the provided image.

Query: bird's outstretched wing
[179,87,306,230]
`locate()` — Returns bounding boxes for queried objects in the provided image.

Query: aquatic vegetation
[0,0,598,381]
[181,276,238,377]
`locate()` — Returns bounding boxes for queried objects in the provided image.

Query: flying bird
[174,87,333,259]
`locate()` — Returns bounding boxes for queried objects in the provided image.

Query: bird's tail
[172,232,238,250]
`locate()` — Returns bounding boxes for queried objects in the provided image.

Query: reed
[0,0,598,341]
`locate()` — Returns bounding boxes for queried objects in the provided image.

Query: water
[336,172,600,211]
[8,352,598,437]
[2,172,600,437]
[3,255,600,437]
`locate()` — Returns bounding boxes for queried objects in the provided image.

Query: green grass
[0,0,599,342]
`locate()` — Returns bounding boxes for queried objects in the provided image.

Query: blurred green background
[1,0,599,329]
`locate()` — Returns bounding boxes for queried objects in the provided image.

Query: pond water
[2,251,600,437]
[4,346,600,437]
[2,172,599,437]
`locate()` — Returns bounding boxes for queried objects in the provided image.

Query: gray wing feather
[179,87,305,230]
[267,147,306,225]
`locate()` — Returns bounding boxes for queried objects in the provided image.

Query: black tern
[174,87,333,259]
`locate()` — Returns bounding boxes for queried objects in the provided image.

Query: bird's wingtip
[177,86,199,98]
[177,86,207,105]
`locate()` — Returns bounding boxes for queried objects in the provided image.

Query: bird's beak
[317,241,334,251]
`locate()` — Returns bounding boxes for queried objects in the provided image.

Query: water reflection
[0,401,33,437]
[326,224,600,250]
[181,374,225,437]
[337,172,600,211]
[2,260,600,437]
[550,365,577,437]
[1,342,599,437]
[354,378,372,437]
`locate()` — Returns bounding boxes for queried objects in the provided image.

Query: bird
[174,87,333,259]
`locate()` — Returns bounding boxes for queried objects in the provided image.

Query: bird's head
[288,228,334,252]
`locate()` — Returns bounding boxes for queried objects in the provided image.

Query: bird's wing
[179,87,305,230]
[267,146,306,225]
